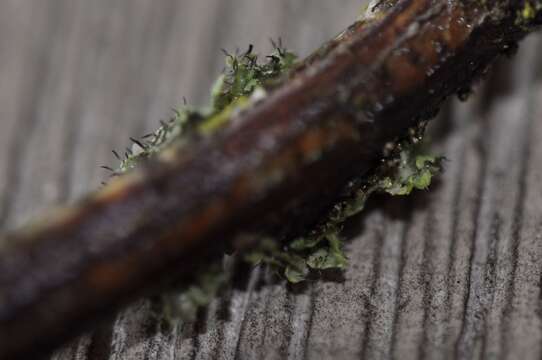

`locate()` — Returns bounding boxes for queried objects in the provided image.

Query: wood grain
[0,1,541,359]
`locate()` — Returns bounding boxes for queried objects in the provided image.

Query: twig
[0,1,540,358]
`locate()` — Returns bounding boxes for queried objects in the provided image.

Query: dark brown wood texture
[0,1,541,359]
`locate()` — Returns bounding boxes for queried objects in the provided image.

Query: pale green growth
[115,44,298,174]
[245,127,442,283]
[118,108,202,173]
[112,44,298,321]
[516,1,542,26]
[211,45,297,112]
[112,43,441,319]
[162,264,227,322]
[197,96,250,135]
[522,2,537,20]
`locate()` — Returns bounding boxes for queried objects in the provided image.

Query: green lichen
[516,1,542,26]
[115,44,297,174]
[162,263,227,322]
[522,2,537,20]
[211,45,297,112]
[245,123,442,283]
[112,44,298,321]
[111,42,442,320]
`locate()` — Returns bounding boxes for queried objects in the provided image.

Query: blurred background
[0,0,361,231]
[1,1,542,359]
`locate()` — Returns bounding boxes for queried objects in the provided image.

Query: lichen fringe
[110,43,442,321]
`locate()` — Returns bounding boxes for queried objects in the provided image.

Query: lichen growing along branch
[112,45,307,320]
[116,44,297,174]
[248,123,442,284]
[115,44,442,319]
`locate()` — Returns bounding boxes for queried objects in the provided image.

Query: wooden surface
[1,1,542,359]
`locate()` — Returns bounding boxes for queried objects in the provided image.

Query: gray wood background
[1,1,542,359]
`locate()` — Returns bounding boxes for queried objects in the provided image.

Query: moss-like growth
[245,122,442,283]
[112,44,441,320]
[162,263,227,322]
[115,44,297,174]
[113,44,299,321]
[516,1,542,26]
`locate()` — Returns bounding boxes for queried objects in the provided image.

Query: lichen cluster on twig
[115,42,297,175]
[246,121,442,284]
[112,44,441,320]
